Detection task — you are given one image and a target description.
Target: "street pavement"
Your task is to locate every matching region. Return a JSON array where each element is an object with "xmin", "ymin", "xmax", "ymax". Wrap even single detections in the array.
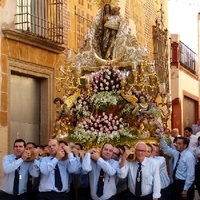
[{"xmin": 195, "ymin": 189, "xmax": 199, "ymax": 200}]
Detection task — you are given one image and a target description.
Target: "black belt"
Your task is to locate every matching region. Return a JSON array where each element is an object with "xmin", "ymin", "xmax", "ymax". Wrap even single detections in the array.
[
  {"xmin": 174, "ymin": 179, "xmax": 185, "ymax": 183},
  {"xmin": 39, "ymin": 191, "xmax": 70, "ymax": 194}
]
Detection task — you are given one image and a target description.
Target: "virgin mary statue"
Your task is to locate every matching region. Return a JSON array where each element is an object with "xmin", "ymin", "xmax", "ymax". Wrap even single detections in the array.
[{"xmin": 72, "ymin": 0, "xmax": 147, "ymax": 69}]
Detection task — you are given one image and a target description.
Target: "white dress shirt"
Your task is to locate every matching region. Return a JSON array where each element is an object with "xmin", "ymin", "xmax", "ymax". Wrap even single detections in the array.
[
  {"xmin": 39, "ymin": 153, "xmax": 81, "ymax": 192},
  {"xmin": 188, "ymin": 135, "xmax": 198, "ymax": 155},
  {"xmin": 151, "ymin": 156, "xmax": 170, "ymax": 189},
  {"xmin": 160, "ymin": 138, "xmax": 195, "ymax": 191},
  {"xmin": 0, "ymin": 154, "xmax": 40, "ymax": 195},
  {"xmin": 192, "ymin": 124, "xmax": 200, "ymax": 135},
  {"xmin": 82, "ymin": 152, "xmax": 125, "ymax": 200},
  {"xmin": 118, "ymin": 157, "xmax": 161, "ymax": 199}
]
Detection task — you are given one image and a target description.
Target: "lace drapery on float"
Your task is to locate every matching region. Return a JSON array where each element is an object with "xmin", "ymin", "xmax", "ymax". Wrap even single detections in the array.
[
  {"xmin": 72, "ymin": 0, "xmax": 147, "ymax": 70},
  {"xmin": 54, "ymin": 0, "xmax": 171, "ymax": 147}
]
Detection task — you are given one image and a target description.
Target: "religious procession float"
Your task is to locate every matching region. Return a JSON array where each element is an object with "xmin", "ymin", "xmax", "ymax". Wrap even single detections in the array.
[{"xmin": 54, "ymin": 0, "xmax": 171, "ymax": 148}]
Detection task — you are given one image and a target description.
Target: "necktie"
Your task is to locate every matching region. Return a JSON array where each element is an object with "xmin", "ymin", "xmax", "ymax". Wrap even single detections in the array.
[
  {"xmin": 55, "ymin": 164, "xmax": 63, "ymax": 191},
  {"xmin": 13, "ymin": 166, "xmax": 20, "ymax": 195},
  {"xmin": 172, "ymin": 153, "xmax": 181, "ymax": 180},
  {"xmin": 135, "ymin": 163, "xmax": 142, "ymax": 197},
  {"xmin": 96, "ymin": 168, "xmax": 104, "ymax": 197}
]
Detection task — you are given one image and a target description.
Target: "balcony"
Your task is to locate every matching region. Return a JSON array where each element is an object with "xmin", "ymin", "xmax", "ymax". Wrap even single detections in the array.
[
  {"xmin": 14, "ymin": 0, "xmax": 63, "ymax": 44},
  {"xmin": 179, "ymin": 41, "xmax": 197, "ymax": 74}
]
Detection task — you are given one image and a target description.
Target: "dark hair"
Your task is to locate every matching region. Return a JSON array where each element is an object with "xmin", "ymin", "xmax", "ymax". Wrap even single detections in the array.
[
  {"xmin": 59, "ymin": 140, "xmax": 68, "ymax": 146},
  {"xmin": 104, "ymin": 4, "xmax": 111, "ymax": 9},
  {"xmin": 37, "ymin": 145, "xmax": 44, "ymax": 149},
  {"xmin": 177, "ymin": 136, "xmax": 190, "ymax": 148},
  {"xmin": 124, "ymin": 144, "xmax": 130, "ymax": 150},
  {"xmin": 173, "ymin": 136, "xmax": 178, "ymax": 143},
  {"xmin": 75, "ymin": 143, "xmax": 83, "ymax": 150},
  {"xmin": 53, "ymin": 97, "xmax": 64, "ymax": 104},
  {"xmin": 146, "ymin": 143, "xmax": 153, "ymax": 152},
  {"xmin": 138, "ymin": 94, "xmax": 147, "ymax": 102},
  {"xmin": 184, "ymin": 127, "xmax": 192, "ymax": 133},
  {"xmin": 26, "ymin": 142, "xmax": 37, "ymax": 148},
  {"xmin": 116, "ymin": 144, "xmax": 125, "ymax": 153},
  {"xmin": 104, "ymin": 4, "xmax": 112, "ymax": 14},
  {"xmin": 152, "ymin": 143, "xmax": 159, "ymax": 148},
  {"xmin": 14, "ymin": 139, "xmax": 26, "ymax": 147}
]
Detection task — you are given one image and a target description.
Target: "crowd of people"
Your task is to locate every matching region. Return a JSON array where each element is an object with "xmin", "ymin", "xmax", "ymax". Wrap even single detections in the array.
[{"xmin": 0, "ymin": 126, "xmax": 200, "ymax": 200}]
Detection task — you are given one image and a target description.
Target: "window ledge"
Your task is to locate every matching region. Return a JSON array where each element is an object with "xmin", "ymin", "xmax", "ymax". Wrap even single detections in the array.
[{"xmin": 2, "ymin": 28, "xmax": 65, "ymax": 54}]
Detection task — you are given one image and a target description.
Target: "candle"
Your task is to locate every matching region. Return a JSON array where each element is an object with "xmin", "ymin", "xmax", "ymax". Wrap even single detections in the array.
[
  {"xmin": 67, "ymin": 50, "xmax": 72, "ymax": 60},
  {"xmin": 159, "ymin": 83, "xmax": 166, "ymax": 94}
]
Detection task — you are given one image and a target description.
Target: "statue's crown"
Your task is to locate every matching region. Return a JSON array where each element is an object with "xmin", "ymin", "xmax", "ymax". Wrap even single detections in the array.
[{"xmin": 104, "ymin": 0, "xmax": 112, "ymax": 3}]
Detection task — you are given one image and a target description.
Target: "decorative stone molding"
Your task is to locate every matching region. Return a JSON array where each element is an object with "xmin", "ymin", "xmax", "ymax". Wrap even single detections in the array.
[
  {"xmin": 2, "ymin": 29, "xmax": 65, "ymax": 54},
  {"xmin": 8, "ymin": 58, "xmax": 55, "ymax": 144}
]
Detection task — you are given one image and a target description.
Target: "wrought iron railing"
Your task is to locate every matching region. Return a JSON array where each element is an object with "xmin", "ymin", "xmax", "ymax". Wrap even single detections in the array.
[
  {"xmin": 153, "ymin": 21, "xmax": 169, "ymax": 92},
  {"xmin": 179, "ymin": 41, "xmax": 197, "ymax": 74},
  {"xmin": 15, "ymin": 0, "xmax": 63, "ymax": 44}
]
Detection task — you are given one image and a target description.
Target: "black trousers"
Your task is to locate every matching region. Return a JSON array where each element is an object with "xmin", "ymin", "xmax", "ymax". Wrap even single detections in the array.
[
  {"xmin": 117, "ymin": 189, "xmax": 130, "ymax": 200},
  {"xmin": 195, "ymin": 161, "xmax": 200, "ymax": 197},
  {"xmin": 171, "ymin": 180, "xmax": 194, "ymax": 200},
  {"xmin": 107, "ymin": 195, "xmax": 118, "ymax": 200},
  {"xmin": 126, "ymin": 192, "xmax": 152, "ymax": 200},
  {"xmin": 37, "ymin": 191, "xmax": 71, "ymax": 200},
  {"xmin": 0, "ymin": 191, "xmax": 27, "ymax": 200},
  {"xmin": 70, "ymin": 186, "xmax": 92, "ymax": 200},
  {"xmin": 159, "ymin": 185, "xmax": 171, "ymax": 200}
]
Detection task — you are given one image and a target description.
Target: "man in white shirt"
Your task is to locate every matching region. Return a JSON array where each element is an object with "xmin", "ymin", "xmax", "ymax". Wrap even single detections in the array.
[
  {"xmin": 159, "ymin": 135, "xmax": 195, "ymax": 200},
  {"xmin": 151, "ymin": 144, "xmax": 171, "ymax": 200},
  {"xmin": 82, "ymin": 143, "xmax": 125, "ymax": 200},
  {"xmin": 184, "ymin": 127, "xmax": 198, "ymax": 155},
  {"xmin": 0, "ymin": 139, "xmax": 40, "ymax": 200},
  {"xmin": 191, "ymin": 119, "xmax": 200, "ymax": 135},
  {"xmin": 119, "ymin": 142, "xmax": 161, "ymax": 200},
  {"xmin": 38, "ymin": 139, "xmax": 81, "ymax": 200}
]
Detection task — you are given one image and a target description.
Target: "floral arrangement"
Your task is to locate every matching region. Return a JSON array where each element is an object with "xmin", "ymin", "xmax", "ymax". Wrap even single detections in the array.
[
  {"xmin": 90, "ymin": 91, "xmax": 124, "ymax": 111},
  {"xmin": 70, "ymin": 112, "xmax": 136, "ymax": 145},
  {"xmin": 74, "ymin": 96, "xmax": 91, "ymax": 118},
  {"xmin": 89, "ymin": 66, "xmax": 122, "ymax": 93},
  {"xmin": 55, "ymin": 64, "xmax": 165, "ymax": 146}
]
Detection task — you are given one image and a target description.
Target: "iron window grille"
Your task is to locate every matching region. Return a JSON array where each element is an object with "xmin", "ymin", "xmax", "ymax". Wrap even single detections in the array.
[{"xmin": 15, "ymin": 0, "xmax": 63, "ymax": 44}]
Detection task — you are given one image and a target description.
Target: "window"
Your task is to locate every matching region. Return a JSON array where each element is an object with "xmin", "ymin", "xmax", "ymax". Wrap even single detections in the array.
[{"xmin": 15, "ymin": 0, "xmax": 63, "ymax": 44}]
